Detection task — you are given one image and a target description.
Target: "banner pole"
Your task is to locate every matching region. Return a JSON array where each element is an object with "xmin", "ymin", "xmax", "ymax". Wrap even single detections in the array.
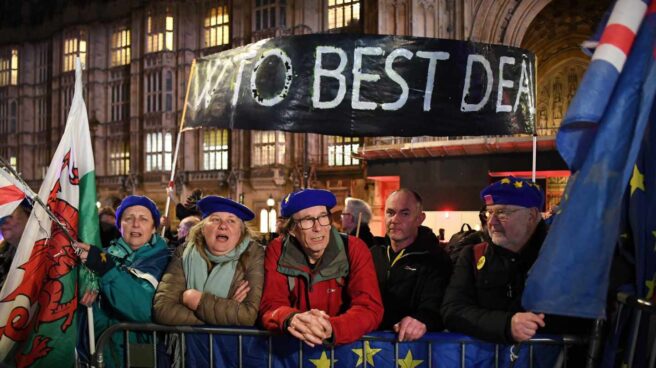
[
  {"xmin": 162, "ymin": 59, "xmax": 197, "ymax": 237},
  {"xmin": 532, "ymin": 56, "xmax": 538, "ymax": 183}
]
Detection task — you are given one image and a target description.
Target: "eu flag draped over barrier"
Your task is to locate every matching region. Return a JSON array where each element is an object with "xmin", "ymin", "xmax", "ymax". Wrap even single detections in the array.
[
  {"xmin": 522, "ymin": 0, "xmax": 656, "ymax": 319},
  {"xmin": 182, "ymin": 331, "xmax": 563, "ymax": 368}
]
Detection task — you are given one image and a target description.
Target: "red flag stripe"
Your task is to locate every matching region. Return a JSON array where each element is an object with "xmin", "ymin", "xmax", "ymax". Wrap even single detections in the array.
[
  {"xmin": 0, "ymin": 185, "xmax": 25, "ymax": 204},
  {"xmin": 599, "ymin": 24, "xmax": 637, "ymax": 57}
]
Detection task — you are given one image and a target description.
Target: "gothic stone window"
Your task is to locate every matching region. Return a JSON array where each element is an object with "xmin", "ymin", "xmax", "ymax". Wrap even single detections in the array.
[
  {"xmin": 145, "ymin": 132, "xmax": 173, "ymax": 172},
  {"xmin": 326, "ymin": 0, "xmax": 361, "ymax": 31},
  {"xmin": 203, "ymin": 128, "xmax": 230, "ymax": 170},
  {"xmin": 146, "ymin": 13, "xmax": 174, "ymax": 53},
  {"xmin": 63, "ymin": 30, "xmax": 87, "ymax": 72},
  {"xmin": 327, "ymin": 136, "xmax": 360, "ymax": 166},
  {"xmin": 251, "ymin": 131, "xmax": 286, "ymax": 166},
  {"xmin": 0, "ymin": 48, "xmax": 18, "ymax": 86},
  {"xmin": 109, "ymin": 140, "xmax": 130, "ymax": 175},
  {"xmin": 254, "ymin": 0, "xmax": 286, "ymax": 31},
  {"xmin": 111, "ymin": 27, "xmax": 131, "ymax": 67},
  {"xmin": 204, "ymin": 2, "xmax": 230, "ymax": 48}
]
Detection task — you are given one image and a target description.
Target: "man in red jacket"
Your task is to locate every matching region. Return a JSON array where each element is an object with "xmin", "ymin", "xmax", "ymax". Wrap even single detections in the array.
[{"xmin": 259, "ymin": 188, "xmax": 383, "ymax": 346}]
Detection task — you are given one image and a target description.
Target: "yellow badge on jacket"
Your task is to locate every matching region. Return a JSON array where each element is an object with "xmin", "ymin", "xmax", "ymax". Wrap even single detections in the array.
[{"xmin": 476, "ymin": 255, "xmax": 486, "ymax": 270}]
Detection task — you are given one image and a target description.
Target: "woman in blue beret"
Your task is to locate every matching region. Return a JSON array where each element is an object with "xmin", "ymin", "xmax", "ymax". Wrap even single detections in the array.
[
  {"xmin": 153, "ymin": 195, "xmax": 264, "ymax": 326},
  {"xmin": 75, "ymin": 195, "xmax": 171, "ymax": 367}
]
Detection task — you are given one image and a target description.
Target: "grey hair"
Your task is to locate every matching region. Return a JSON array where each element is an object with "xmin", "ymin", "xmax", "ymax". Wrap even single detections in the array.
[{"xmin": 345, "ymin": 198, "xmax": 372, "ymax": 223}]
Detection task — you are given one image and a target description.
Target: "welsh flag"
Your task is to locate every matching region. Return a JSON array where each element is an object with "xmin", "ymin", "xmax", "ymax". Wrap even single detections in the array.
[{"xmin": 0, "ymin": 58, "xmax": 101, "ymax": 367}]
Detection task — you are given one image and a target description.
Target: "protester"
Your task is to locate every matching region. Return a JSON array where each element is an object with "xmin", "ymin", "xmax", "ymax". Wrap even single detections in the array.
[
  {"xmin": 441, "ymin": 177, "xmax": 590, "ymax": 344},
  {"xmin": 0, "ymin": 199, "xmax": 32, "ymax": 287},
  {"xmin": 98, "ymin": 206, "xmax": 120, "ymax": 247},
  {"xmin": 75, "ymin": 195, "xmax": 171, "ymax": 367},
  {"xmin": 168, "ymin": 215, "xmax": 201, "ymax": 248},
  {"xmin": 340, "ymin": 197, "xmax": 376, "ymax": 247},
  {"xmin": 154, "ymin": 196, "xmax": 263, "ymax": 326},
  {"xmin": 259, "ymin": 189, "xmax": 383, "ymax": 346},
  {"xmin": 444, "ymin": 205, "xmax": 488, "ymax": 263},
  {"xmin": 370, "ymin": 189, "xmax": 452, "ymax": 341},
  {"xmin": 176, "ymin": 189, "xmax": 203, "ymax": 221}
]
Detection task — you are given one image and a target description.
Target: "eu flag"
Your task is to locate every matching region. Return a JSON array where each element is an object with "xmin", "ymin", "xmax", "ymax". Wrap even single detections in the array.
[{"xmin": 522, "ymin": 0, "xmax": 656, "ymax": 319}]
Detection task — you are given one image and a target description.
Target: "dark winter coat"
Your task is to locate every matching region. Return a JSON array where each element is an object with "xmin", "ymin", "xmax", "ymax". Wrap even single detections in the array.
[
  {"xmin": 349, "ymin": 223, "xmax": 376, "ymax": 248},
  {"xmin": 370, "ymin": 226, "xmax": 453, "ymax": 331},
  {"xmin": 441, "ymin": 220, "xmax": 590, "ymax": 344}
]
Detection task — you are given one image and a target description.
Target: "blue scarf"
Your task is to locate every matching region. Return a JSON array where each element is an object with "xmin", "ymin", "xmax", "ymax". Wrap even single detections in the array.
[{"xmin": 182, "ymin": 236, "xmax": 250, "ymax": 298}]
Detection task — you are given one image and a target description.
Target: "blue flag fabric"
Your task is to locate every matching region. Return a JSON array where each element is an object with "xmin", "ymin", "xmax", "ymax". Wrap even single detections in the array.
[
  {"xmin": 522, "ymin": 1, "xmax": 656, "ymax": 319},
  {"xmin": 181, "ymin": 331, "xmax": 565, "ymax": 367},
  {"xmin": 557, "ymin": 0, "xmax": 651, "ymax": 172}
]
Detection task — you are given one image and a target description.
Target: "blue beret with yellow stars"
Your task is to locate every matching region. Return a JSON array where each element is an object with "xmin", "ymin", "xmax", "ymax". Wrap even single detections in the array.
[
  {"xmin": 280, "ymin": 189, "xmax": 337, "ymax": 218},
  {"xmin": 480, "ymin": 176, "xmax": 544, "ymax": 209}
]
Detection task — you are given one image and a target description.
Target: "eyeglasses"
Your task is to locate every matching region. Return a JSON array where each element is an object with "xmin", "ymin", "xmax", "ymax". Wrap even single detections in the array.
[
  {"xmin": 486, "ymin": 208, "xmax": 524, "ymax": 222},
  {"xmin": 295, "ymin": 214, "xmax": 331, "ymax": 230}
]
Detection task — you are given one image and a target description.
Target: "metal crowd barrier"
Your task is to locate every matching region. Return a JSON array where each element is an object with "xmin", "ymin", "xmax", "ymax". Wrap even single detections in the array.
[
  {"xmin": 84, "ymin": 323, "xmax": 589, "ymax": 368},
  {"xmin": 616, "ymin": 292, "xmax": 656, "ymax": 367}
]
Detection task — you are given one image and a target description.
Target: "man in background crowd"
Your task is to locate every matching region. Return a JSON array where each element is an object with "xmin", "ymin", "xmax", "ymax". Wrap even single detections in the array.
[{"xmin": 340, "ymin": 197, "xmax": 376, "ymax": 247}]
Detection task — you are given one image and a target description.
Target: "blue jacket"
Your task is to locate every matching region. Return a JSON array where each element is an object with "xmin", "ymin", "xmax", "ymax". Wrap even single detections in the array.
[{"xmin": 93, "ymin": 234, "xmax": 170, "ymax": 367}]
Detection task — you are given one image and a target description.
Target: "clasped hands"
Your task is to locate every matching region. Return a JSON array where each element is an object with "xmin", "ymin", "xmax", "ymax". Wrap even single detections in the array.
[{"xmin": 287, "ymin": 309, "xmax": 333, "ymax": 347}]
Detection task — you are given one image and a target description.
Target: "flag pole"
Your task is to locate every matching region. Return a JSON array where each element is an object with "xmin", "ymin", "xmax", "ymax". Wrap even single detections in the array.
[
  {"xmin": 161, "ymin": 59, "xmax": 197, "ymax": 237},
  {"xmin": 355, "ymin": 212, "xmax": 362, "ymax": 238},
  {"xmin": 531, "ymin": 56, "xmax": 538, "ymax": 183}
]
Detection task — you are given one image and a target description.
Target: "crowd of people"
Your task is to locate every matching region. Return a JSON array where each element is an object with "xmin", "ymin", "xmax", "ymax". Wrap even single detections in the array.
[{"xmin": 0, "ymin": 176, "xmax": 594, "ymax": 366}]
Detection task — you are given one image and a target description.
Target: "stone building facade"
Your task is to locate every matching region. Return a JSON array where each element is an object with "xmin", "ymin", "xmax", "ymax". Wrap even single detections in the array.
[{"xmin": 0, "ymin": 0, "xmax": 608, "ymax": 234}]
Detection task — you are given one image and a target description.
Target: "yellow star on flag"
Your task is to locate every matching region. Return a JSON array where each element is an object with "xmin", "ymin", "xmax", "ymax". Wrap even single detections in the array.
[
  {"xmin": 100, "ymin": 252, "xmax": 107, "ymax": 263},
  {"xmin": 630, "ymin": 165, "xmax": 645, "ymax": 196},
  {"xmin": 309, "ymin": 351, "xmax": 335, "ymax": 368},
  {"xmin": 397, "ymin": 350, "xmax": 423, "ymax": 368},
  {"xmin": 500, "ymin": 178, "xmax": 511, "ymax": 184},
  {"xmin": 646, "ymin": 278, "xmax": 654, "ymax": 301},
  {"xmin": 352, "ymin": 341, "xmax": 382, "ymax": 367},
  {"xmin": 514, "ymin": 181, "xmax": 524, "ymax": 188}
]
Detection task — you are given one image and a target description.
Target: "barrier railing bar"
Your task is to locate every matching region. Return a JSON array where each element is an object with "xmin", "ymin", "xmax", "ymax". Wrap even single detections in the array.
[
  {"xmin": 152, "ymin": 331, "xmax": 157, "ymax": 367},
  {"xmin": 627, "ymin": 309, "xmax": 642, "ymax": 366},
  {"xmin": 181, "ymin": 332, "xmax": 186, "ymax": 368},
  {"xmin": 268, "ymin": 335, "xmax": 273, "ymax": 368},
  {"xmin": 209, "ymin": 332, "xmax": 214, "ymax": 367},
  {"xmin": 649, "ymin": 330, "xmax": 656, "ymax": 368},
  {"xmin": 494, "ymin": 344, "xmax": 499, "ymax": 368},
  {"xmin": 529, "ymin": 343, "xmax": 534, "ymax": 368},
  {"xmin": 93, "ymin": 323, "xmax": 588, "ymax": 367},
  {"xmin": 394, "ymin": 340, "xmax": 399, "ymax": 368},
  {"xmin": 460, "ymin": 342, "xmax": 465, "ymax": 368},
  {"xmin": 239, "ymin": 334, "xmax": 244, "ymax": 367},
  {"xmin": 124, "ymin": 330, "xmax": 130, "ymax": 368},
  {"xmin": 298, "ymin": 339, "xmax": 303, "ymax": 368},
  {"xmin": 330, "ymin": 345, "xmax": 335, "ymax": 368},
  {"xmin": 428, "ymin": 341, "xmax": 432, "ymax": 368}
]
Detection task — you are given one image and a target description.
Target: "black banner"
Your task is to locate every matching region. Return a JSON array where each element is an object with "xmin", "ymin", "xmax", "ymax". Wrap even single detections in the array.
[{"xmin": 184, "ymin": 34, "xmax": 536, "ymax": 137}]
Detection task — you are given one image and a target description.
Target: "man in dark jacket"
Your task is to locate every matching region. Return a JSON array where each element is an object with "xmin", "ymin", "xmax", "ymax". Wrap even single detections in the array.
[
  {"xmin": 341, "ymin": 197, "xmax": 376, "ymax": 247},
  {"xmin": 370, "ymin": 189, "xmax": 452, "ymax": 341},
  {"xmin": 441, "ymin": 177, "xmax": 589, "ymax": 344}
]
